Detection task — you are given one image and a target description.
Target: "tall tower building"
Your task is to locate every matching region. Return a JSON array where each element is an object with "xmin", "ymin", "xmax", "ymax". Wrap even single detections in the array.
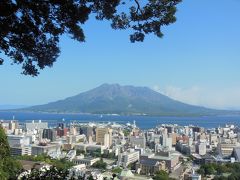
[
  {"xmin": 9, "ymin": 120, "xmax": 18, "ymax": 132},
  {"xmin": 42, "ymin": 129, "xmax": 57, "ymax": 141},
  {"xmin": 96, "ymin": 127, "xmax": 112, "ymax": 147}
]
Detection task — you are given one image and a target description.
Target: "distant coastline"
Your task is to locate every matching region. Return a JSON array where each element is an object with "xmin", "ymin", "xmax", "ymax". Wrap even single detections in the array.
[
  {"xmin": 1, "ymin": 111, "xmax": 240, "ymax": 130},
  {"xmin": 0, "ymin": 109, "xmax": 227, "ymax": 117}
]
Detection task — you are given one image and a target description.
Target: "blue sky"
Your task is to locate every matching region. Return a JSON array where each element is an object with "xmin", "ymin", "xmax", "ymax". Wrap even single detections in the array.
[{"xmin": 0, "ymin": 0, "xmax": 240, "ymax": 109}]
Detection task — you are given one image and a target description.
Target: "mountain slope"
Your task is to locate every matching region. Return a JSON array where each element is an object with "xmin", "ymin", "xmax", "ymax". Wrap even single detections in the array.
[{"xmin": 23, "ymin": 84, "xmax": 228, "ymax": 116}]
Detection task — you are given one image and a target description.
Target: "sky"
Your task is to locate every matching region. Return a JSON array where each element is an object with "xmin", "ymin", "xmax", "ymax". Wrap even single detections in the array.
[{"xmin": 0, "ymin": 0, "xmax": 240, "ymax": 110}]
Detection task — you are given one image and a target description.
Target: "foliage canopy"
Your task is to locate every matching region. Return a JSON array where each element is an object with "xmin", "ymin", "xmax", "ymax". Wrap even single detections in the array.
[
  {"xmin": 153, "ymin": 170, "xmax": 171, "ymax": 180},
  {"xmin": 91, "ymin": 159, "xmax": 107, "ymax": 169},
  {"xmin": 197, "ymin": 163, "xmax": 240, "ymax": 180},
  {"xmin": 0, "ymin": 126, "xmax": 22, "ymax": 179},
  {"xmin": 0, "ymin": 0, "xmax": 181, "ymax": 76},
  {"xmin": 16, "ymin": 154, "xmax": 74, "ymax": 171}
]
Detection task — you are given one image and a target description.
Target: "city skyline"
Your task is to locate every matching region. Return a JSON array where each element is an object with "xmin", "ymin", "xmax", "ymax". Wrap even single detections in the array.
[{"xmin": 1, "ymin": 0, "xmax": 240, "ymax": 109}]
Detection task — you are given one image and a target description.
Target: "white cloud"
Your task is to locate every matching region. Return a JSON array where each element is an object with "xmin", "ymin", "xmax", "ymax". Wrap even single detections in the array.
[{"xmin": 153, "ymin": 85, "xmax": 240, "ymax": 110}]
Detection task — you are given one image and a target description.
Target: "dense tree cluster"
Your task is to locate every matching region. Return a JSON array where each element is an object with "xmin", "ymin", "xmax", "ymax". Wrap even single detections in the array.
[
  {"xmin": 153, "ymin": 170, "xmax": 173, "ymax": 180},
  {"xmin": 101, "ymin": 152, "xmax": 116, "ymax": 159},
  {"xmin": 91, "ymin": 158, "xmax": 107, "ymax": 169},
  {"xmin": 20, "ymin": 166, "xmax": 70, "ymax": 180},
  {"xmin": 0, "ymin": 0, "xmax": 182, "ymax": 76},
  {"xmin": 197, "ymin": 163, "xmax": 240, "ymax": 180},
  {"xmin": 76, "ymin": 149, "xmax": 86, "ymax": 155},
  {"xmin": 0, "ymin": 126, "xmax": 22, "ymax": 179},
  {"xmin": 123, "ymin": 129, "xmax": 131, "ymax": 136},
  {"xmin": 112, "ymin": 167, "xmax": 122, "ymax": 174},
  {"xmin": 88, "ymin": 148, "xmax": 101, "ymax": 157},
  {"xmin": 16, "ymin": 154, "xmax": 74, "ymax": 171}
]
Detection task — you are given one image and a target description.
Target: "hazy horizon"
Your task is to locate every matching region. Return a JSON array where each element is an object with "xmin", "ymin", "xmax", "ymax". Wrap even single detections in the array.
[{"xmin": 0, "ymin": 83, "xmax": 240, "ymax": 111}]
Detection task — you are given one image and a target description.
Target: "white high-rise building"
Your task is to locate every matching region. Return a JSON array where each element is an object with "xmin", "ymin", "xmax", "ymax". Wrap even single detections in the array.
[
  {"xmin": 104, "ymin": 133, "xmax": 110, "ymax": 148},
  {"xmin": 7, "ymin": 135, "xmax": 30, "ymax": 147},
  {"xmin": 25, "ymin": 120, "xmax": 48, "ymax": 131},
  {"xmin": 8, "ymin": 135, "xmax": 32, "ymax": 156},
  {"xmin": 197, "ymin": 140, "xmax": 206, "ymax": 155},
  {"xmin": 161, "ymin": 134, "xmax": 172, "ymax": 150},
  {"xmin": 118, "ymin": 149, "xmax": 139, "ymax": 168},
  {"xmin": 189, "ymin": 138, "xmax": 193, "ymax": 146},
  {"xmin": 165, "ymin": 137, "xmax": 173, "ymax": 150}
]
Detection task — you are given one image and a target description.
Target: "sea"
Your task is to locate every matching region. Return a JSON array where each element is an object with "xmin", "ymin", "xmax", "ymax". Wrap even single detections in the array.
[{"xmin": 1, "ymin": 111, "xmax": 240, "ymax": 130}]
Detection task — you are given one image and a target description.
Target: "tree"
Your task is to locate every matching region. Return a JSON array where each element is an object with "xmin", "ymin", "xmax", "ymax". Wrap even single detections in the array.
[
  {"xmin": 2, "ymin": 157, "xmax": 22, "ymax": 179},
  {"xmin": 202, "ymin": 164, "xmax": 216, "ymax": 176},
  {"xmin": 87, "ymin": 174, "xmax": 94, "ymax": 180},
  {"xmin": 112, "ymin": 167, "xmax": 122, "ymax": 174},
  {"xmin": 101, "ymin": 151, "xmax": 116, "ymax": 159},
  {"xmin": 127, "ymin": 162, "xmax": 137, "ymax": 170},
  {"xmin": 112, "ymin": 173, "xmax": 117, "ymax": 179},
  {"xmin": 0, "ymin": 126, "xmax": 22, "ymax": 179},
  {"xmin": 89, "ymin": 148, "xmax": 101, "ymax": 157},
  {"xmin": 91, "ymin": 159, "xmax": 107, "ymax": 169},
  {"xmin": 0, "ymin": 0, "xmax": 182, "ymax": 76},
  {"xmin": 123, "ymin": 129, "xmax": 131, "ymax": 137},
  {"xmin": 20, "ymin": 166, "xmax": 70, "ymax": 180},
  {"xmin": 16, "ymin": 154, "xmax": 74, "ymax": 171},
  {"xmin": 76, "ymin": 149, "xmax": 86, "ymax": 155},
  {"xmin": 216, "ymin": 165, "xmax": 228, "ymax": 175},
  {"xmin": 0, "ymin": 126, "xmax": 10, "ymax": 158},
  {"xmin": 197, "ymin": 168, "xmax": 205, "ymax": 176},
  {"xmin": 153, "ymin": 170, "xmax": 170, "ymax": 180}
]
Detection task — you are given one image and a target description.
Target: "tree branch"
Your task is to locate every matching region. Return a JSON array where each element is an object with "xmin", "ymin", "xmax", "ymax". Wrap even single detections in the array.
[{"xmin": 134, "ymin": 0, "xmax": 144, "ymax": 15}]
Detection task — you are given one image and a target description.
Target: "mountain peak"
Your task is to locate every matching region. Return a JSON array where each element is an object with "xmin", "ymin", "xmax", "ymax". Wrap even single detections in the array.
[
  {"xmin": 97, "ymin": 83, "xmax": 122, "ymax": 91},
  {"xmin": 99, "ymin": 83, "xmax": 121, "ymax": 87},
  {"xmin": 24, "ymin": 84, "xmax": 223, "ymax": 116}
]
